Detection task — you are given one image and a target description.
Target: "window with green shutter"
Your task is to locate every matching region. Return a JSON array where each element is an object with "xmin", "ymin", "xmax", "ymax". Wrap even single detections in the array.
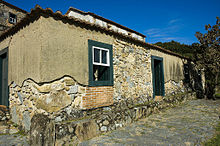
[{"xmin": 88, "ymin": 40, "xmax": 113, "ymax": 86}]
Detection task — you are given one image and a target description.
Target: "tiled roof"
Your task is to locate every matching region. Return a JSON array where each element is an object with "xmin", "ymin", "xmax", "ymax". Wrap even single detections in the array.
[
  {"xmin": 0, "ymin": 5, "xmax": 188, "ymax": 60},
  {"xmin": 66, "ymin": 7, "xmax": 146, "ymax": 38}
]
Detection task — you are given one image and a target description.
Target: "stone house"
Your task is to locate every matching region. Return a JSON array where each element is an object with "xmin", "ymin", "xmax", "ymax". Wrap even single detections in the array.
[
  {"xmin": 0, "ymin": 0, "xmax": 27, "ymax": 36},
  {"xmin": 0, "ymin": 5, "xmax": 192, "ymax": 131}
]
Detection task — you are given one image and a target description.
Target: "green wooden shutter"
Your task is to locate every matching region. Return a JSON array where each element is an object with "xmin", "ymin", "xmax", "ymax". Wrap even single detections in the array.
[{"xmin": 88, "ymin": 40, "xmax": 113, "ymax": 86}]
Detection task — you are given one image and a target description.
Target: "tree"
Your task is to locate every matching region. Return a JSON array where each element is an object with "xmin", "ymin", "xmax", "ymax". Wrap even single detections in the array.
[
  {"xmin": 154, "ymin": 40, "xmax": 194, "ymax": 58},
  {"xmin": 194, "ymin": 17, "xmax": 220, "ymax": 99}
]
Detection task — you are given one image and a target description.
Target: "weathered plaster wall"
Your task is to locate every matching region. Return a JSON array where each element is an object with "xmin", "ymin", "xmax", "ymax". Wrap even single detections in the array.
[
  {"xmin": 1, "ymin": 16, "xmax": 115, "ymax": 86},
  {"xmin": 151, "ymin": 49, "xmax": 186, "ymax": 95},
  {"xmin": 0, "ymin": 18, "xmax": 42, "ymax": 85},
  {"xmin": 151, "ymin": 49, "xmax": 185, "ymax": 82},
  {"xmin": 113, "ymin": 38, "xmax": 153, "ymax": 100},
  {"xmin": 39, "ymin": 16, "xmax": 114, "ymax": 85},
  {"xmin": 0, "ymin": 37, "xmax": 10, "ymax": 49}
]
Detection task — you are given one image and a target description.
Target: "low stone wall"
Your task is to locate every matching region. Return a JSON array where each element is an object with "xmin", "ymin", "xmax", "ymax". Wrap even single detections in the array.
[
  {"xmin": 9, "ymin": 76, "xmax": 114, "ymax": 131},
  {"xmin": 164, "ymin": 80, "xmax": 185, "ymax": 95},
  {"xmin": 9, "ymin": 74, "xmax": 187, "ymax": 132},
  {"xmin": 29, "ymin": 91, "xmax": 195, "ymax": 145}
]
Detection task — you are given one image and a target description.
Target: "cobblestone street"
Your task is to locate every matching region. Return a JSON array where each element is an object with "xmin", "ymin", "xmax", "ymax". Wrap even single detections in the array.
[
  {"xmin": 0, "ymin": 134, "xmax": 28, "ymax": 146},
  {"xmin": 0, "ymin": 99, "xmax": 220, "ymax": 146},
  {"xmin": 80, "ymin": 99, "xmax": 220, "ymax": 146}
]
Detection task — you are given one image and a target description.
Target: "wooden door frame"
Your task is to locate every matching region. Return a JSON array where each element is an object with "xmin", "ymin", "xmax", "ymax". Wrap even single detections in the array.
[
  {"xmin": 0, "ymin": 47, "xmax": 9, "ymax": 106},
  {"xmin": 151, "ymin": 55, "xmax": 165, "ymax": 98}
]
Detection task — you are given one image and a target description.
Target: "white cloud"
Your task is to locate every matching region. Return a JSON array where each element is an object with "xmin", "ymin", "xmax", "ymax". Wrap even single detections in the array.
[
  {"xmin": 168, "ymin": 19, "xmax": 180, "ymax": 25},
  {"xmin": 144, "ymin": 18, "xmax": 187, "ymax": 43}
]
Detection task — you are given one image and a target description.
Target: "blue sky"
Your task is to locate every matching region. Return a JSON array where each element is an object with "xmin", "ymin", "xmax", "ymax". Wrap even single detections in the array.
[{"xmin": 4, "ymin": 0, "xmax": 220, "ymax": 45}]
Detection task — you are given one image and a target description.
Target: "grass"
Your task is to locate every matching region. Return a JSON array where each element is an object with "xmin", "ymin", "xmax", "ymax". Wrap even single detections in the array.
[
  {"xmin": 215, "ymin": 93, "xmax": 220, "ymax": 99},
  {"xmin": 0, "ymin": 130, "xmax": 27, "ymax": 137},
  {"xmin": 0, "ymin": 133, "xmax": 8, "ymax": 136},
  {"xmin": 203, "ymin": 122, "xmax": 220, "ymax": 146},
  {"xmin": 166, "ymin": 125, "xmax": 175, "ymax": 129},
  {"xmin": 14, "ymin": 130, "xmax": 27, "ymax": 136},
  {"xmin": 215, "ymin": 86, "xmax": 220, "ymax": 99}
]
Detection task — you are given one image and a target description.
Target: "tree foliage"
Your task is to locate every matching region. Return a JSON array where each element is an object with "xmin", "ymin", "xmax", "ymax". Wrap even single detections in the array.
[
  {"xmin": 154, "ymin": 40, "xmax": 194, "ymax": 58},
  {"xmin": 154, "ymin": 17, "xmax": 219, "ymax": 99},
  {"xmin": 194, "ymin": 17, "xmax": 220, "ymax": 99}
]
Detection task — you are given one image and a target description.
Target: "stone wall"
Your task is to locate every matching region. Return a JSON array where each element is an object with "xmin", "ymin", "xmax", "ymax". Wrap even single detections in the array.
[
  {"xmin": 0, "ymin": 105, "xmax": 10, "ymax": 122},
  {"xmin": 165, "ymin": 80, "xmax": 185, "ymax": 95},
  {"xmin": 9, "ymin": 77, "xmax": 80, "ymax": 131},
  {"xmin": 29, "ymin": 91, "xmax": 196, "ymax": 145},
  {"xmin": 0, "ymin": 2, "xmax": 26, "ymax": 35},
  {"xmin": 113, "ymin": 38, "xmax": 153, "ymax": 100},
  {"xmin": 113, "ymin": 38, "xmax": 186, "ymax": 99},
  {"xmin": 9, "ymin": 76, "xmax": 115, "ymax": 131}
]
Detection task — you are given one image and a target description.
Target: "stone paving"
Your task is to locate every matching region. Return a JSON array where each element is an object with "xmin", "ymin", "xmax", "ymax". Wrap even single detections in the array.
[
  {"xmin": 0, "ymin": 99, "xmax": 219, "ymax": 146},
  {"xmin": 0, "ymin": 134, "xmax": 29, "ymax": 146},
  {"xmin": 80, "ymin": 99, "xmax": 220, "ymax": 146},
  {"xmin": 0, "ymin": 122, "xmax": 29, "ymax": 146}
]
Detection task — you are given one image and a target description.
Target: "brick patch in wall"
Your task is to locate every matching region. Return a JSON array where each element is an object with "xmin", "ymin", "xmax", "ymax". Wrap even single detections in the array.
[{"xmin": 82, "ymin": 86, "xmax": 114, "ymax": 109}]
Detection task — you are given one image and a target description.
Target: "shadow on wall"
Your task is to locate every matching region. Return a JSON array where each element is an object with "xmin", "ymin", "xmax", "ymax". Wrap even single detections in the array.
[
  {"xmin": 171, "ymin": 62, "xmax": 182, "ymax": 81},
  {"xmin": 183, "ymin": 61, "xmax": 204, "ymax": 98}
]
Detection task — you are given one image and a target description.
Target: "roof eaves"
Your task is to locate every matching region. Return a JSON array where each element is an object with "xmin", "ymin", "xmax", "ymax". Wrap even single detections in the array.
[
  {"xmin": 65, "ymin": 7, "xmax": 87, "ymax": 15},
  {"xmin": 66, "ymin": 7, "xmax": 146, "ymax": 38}
]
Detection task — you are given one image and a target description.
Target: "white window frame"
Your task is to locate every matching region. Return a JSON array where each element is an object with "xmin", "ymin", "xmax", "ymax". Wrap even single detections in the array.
[
  {"xmin": 92, "ymin": 46, "xmax": 110, "ymax": 66},
  {"xmin": 9, "ymin": 13, "xmax": 17, "ymax": 24}
]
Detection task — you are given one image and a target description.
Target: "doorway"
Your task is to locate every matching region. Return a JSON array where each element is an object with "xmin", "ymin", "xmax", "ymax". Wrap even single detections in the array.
[
  {"xmin": 151, "ymin": 56, "xmax": 164, "ymax": 98},
  {"xmin": 0, "ymin": 48, "xmax": 8, "ymax": 106}
]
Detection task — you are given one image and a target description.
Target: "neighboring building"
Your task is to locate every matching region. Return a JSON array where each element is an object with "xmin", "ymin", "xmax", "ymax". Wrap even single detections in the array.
[
  {"xmin": 0, "ymin": 5, "xmax": 195, "ymax": 131},
  {"xmin": 66, "ymin": 7, "xmax": 146, "ymax": 42},
  {"xmin": 0, "ymin": 0, "xmax": 27, "ymax": 35}
]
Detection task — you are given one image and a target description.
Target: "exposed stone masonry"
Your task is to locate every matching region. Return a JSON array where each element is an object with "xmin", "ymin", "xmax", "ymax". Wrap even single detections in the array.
[
  {"xmin": 113, "ymin": 38, "xmax": 186, "ymax": 99},
  {"xmin": 113, "ymin": 39, "xmax": 153, "ymax": 100},
  {"xmin": 0, "ymin": 105, "xmax": 10, "ymax": 122},
  {"xmin": 165, "ymin": 80, "xmax": 185, "ymax": 95},
  {"xmin": 9, "ymin": 76, "xmax": 114, "ymax": 131},
  {"xmin": 9, "ymin": 77, "xmax": 83, "ymax": 131},
  {"xmin": 30, "ymin": 91, "xmax": 195, "ymax": 145}
]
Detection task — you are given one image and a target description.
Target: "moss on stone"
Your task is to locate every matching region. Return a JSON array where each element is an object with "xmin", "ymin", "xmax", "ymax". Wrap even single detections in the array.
[
  {"xmin": 61, "ymin": 116, "xmax": 92, "ymax": 124},
  {"xmin": 203, "ymin": 122, "xmax": 220, "ymax": 146},
  {"xmin": 14, "ymin": 130, "xmax": 27, "ymax": 136}
]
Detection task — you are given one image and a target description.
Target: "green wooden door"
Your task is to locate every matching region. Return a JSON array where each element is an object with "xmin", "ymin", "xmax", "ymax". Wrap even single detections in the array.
[
  {"xmin": 152, "ymin": 56, "xmax": 165, "ymax": 97},
  {"xmin": 0, "ymin": 56, "xmax": 2, "ymax": 105},
  {"xmin": 154, "ymin": 60, "xmax": 161, "ymax": 95},
  {"xmin": 0, "ymin": 53, "xmax": 8, "ymax": 106}
]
